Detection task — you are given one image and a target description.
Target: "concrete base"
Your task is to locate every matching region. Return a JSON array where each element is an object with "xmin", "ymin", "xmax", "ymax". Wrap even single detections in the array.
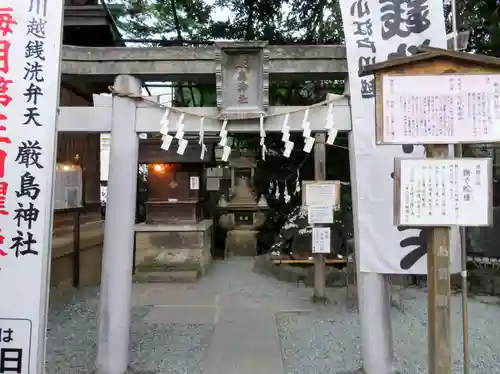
[{"xmin": 134, "ymin": 221, "xmax": 213, "ymax": 282}]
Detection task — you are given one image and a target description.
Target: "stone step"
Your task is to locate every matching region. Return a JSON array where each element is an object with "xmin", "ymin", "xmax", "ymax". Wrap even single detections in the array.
[{"xmin": 133, "ymin": 270, "xmax": 200, "ymax": 283}]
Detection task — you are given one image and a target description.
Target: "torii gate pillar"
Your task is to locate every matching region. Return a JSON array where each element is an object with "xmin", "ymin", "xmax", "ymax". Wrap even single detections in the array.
[{"xmin": 96, "ymin": 75, "xmax": 140, "ymax": 374}]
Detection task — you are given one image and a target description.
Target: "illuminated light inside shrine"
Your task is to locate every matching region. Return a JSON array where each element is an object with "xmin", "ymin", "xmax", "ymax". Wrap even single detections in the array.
[
  {"xmin": 149, "ymin": 163, "xmax": 177, "ymax": 173},
  {"xmin": 56, "ymin": 163, "xmax": 80, "ymax": 172}
]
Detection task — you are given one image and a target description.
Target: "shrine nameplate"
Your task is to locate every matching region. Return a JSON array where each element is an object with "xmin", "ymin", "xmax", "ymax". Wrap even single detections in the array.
[
  {"xmin": 215, "ymin": 41, "xmax": 269, "ymax": 119},
  {"xmin": 394, "ymin": 158, "xmax": 492, "ymax": 227},
  {"xmin": 234, "ymin": 212, "xmax": 254, "ymax": 226},
  {"xmin": 379, "ymin": 74, "xmax": 500, "ymax": 144}
]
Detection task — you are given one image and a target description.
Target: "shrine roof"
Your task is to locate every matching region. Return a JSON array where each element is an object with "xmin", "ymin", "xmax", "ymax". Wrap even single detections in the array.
[{"xmin": 358, "ymin": 46, "xmax": 500, "ymax": 77}]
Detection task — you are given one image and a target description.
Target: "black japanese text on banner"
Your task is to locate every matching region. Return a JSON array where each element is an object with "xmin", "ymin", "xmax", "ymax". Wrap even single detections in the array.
[{"xmin": 339, "ymin": 0, "xmax": 461, "ymax": 274}]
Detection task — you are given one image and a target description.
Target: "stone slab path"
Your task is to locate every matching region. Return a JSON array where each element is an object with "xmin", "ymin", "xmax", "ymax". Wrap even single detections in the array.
[
  {"xmin": 47, "ymin": 257, "xmax": 347, "ymax": 373},
  {"xmin": 46, "ymin": 258, "xmax": 500, "ymax": 373},
  {"xmin": 130, "ymin": 258, "xmax": 322, "ymax": 374}
]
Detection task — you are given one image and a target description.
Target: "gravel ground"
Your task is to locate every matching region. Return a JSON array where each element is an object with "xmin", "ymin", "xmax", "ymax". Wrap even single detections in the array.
[
  {"xmin": 45, "ymin": 261, "xmax": 500, "ymax": 373},
  {"xmin": 45, "ymin": 286, "xmax": 213, "ymax": 374},
  {"xmin": 277, "ymin": 287, "xmax": 500, "ymax": 374}
]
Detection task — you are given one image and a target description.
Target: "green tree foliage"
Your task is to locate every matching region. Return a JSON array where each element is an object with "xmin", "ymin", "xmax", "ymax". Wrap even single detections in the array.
[
  {"xmin": 210, "ymin": 0, "xmax": 344, "ymax": 44},
  {"xmin": 107, "ymin": 0, "xmax": 213, "ymax": 41},
  {"xmin": 444, "ymin": 0, "xmax": 500, "ymax": 56}
]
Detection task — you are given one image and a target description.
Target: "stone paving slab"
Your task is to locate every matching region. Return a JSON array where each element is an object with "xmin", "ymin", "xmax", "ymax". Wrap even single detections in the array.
[
  {"xmin": 204, "ymin": 308, "xmax": 284, "ymax": 374},
  {"xmin": 144, "ymin": 305, "xmax": 217, "ymax": 324},
  {"xmin": 215, "ymin": 294, "xmax": 312, "ymax": 311},
  {"xmin": 131, "ymin": 285, "xmax": 216, "ymax": 307}
]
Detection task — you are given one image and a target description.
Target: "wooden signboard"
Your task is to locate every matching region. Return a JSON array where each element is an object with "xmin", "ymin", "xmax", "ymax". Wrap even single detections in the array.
[
  {"xmin": 358, "ymin": 46, "xmax": 500, "ymax": 146},
  {"xmin": 394, "ymin": 158, "xmax": 492, "ymax": 227},
  {"xmin": 361, "ymin": 46, "xmax": 500, "ymax": 374},
  {"xmin": 380, "ymin": 73, "xmax": 500, "ymax": 145}
]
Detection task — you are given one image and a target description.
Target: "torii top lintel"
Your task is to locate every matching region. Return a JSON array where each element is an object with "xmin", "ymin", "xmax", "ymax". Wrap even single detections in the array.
[
  {"xmin": 60, "ymin": 42, "xmax": 348, "ymax": 83},
  {"xmin": 62, "ymin": 41, "xmax": 348, "ymax": 120}
]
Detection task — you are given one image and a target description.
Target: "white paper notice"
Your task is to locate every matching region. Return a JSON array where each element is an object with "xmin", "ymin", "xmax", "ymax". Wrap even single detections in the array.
[
  {"xmin": 312, "ymin": 227, "xmax": 331, "ymax": 254},
  {"xmin": 190, "ymin": 176, "xmax": 200, "ymax": 190},
  {"xmin": 382, "ymin": 74, "xmax": 500, "ymax": 144},
  {"xmin": 396, "ymin": 158, "xmax": 492, "ymax": 226},
  {"xmin": 305, "ymin": 182, "xmax": 339, "ymax": 207},
  {"xmin": 307, "ymin": 206, "xmax": 334, "ymax": 224}
]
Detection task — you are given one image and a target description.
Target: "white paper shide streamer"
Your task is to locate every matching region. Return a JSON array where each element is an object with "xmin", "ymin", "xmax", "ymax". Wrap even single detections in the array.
[
  {"xmin": 302, "ymin": 108, "xmax": 315, "ymax": 153},
  {"xmin": 281, "ymin": 113, "xmax": 294, "ymax": 158},
  {"xmin": 219, "ymin": 119, "xmax": 231, "ymax": 162},
  {"xmin": 260, "ymin": 114, "xmax": 266, "ymax": 160},
  {"xmin": 198, "ymin": 117, "xmax": 207, "ymax": 160},
  {"xmin": 295, "ymin": 169, "xmax": 300, "ymax": 194},
  {"xmin": 175, "ymin": 113, "xmax": 188, "ymax": 155},
  {"xmin": 160, "ymin": 108, "xmax": 174, "ymax": 151},
  {"xmin": 325, "ymin": 102, "xmax": 338, "ymax": 145},
  {"xmin": 283, "ymin": 184, "xmax": 290, "ymax": 203}
]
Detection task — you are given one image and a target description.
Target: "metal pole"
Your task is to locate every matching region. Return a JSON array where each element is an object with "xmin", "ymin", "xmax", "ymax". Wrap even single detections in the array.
[
  {"xmin": 451, "ymin": 0, "xmax": 459, "ymax": 52},
  {"xmin": 455, "ymin": 141, "xmax": 470, "ymax": 374},
  {"xmin": 96, "ymin": 75, "xmax": 141, "ymax": 374},
  {"xmin": 347, "ymin": 131, "xmax": 395, "ymax": 373},
  {"xmin": 450, "ymin": 0, "xmax": 470, "ymax": 370}
]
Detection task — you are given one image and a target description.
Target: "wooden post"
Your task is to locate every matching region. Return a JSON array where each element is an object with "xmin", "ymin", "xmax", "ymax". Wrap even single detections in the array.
[
  {"xmin": 72, "ymin": 208, "xmax": 81, "ymax": 288},
  {"xmin": 426, "ymin": 144, "xmax": 452, "ymax": 374},
  {"xmin": 313, "ymin": 133, "xmax": 327, "ymax": 301}
]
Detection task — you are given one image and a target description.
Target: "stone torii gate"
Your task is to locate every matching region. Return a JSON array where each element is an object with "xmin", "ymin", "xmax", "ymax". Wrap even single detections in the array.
[{"xmin": 58, "ymin": 42, "xmax": 358, "ymax": 374}]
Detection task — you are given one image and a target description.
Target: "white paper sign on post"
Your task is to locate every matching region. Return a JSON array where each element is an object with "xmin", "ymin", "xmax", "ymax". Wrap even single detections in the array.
[
  {"xmin": 0, "ymin": 1, "xmax": 65, "ymax": 373},
  {"xmin": 395, "ymin": 158, "xmax": 492, "ymax": 227},
  {"xmin": 303, "ymin": 181, "xmax": 340, "ymax": 208},
  {"xmin": 312, "ymin": 227, "xmax": 331, "ymax": 254},
  {"xmin": 307, "ymin": 206, "xmax": 334, "ymax": 224},
  {"xmin": 190, "ymin": 176, "xmax": 200, "ymax": 190},
  {"xmin": 381, "ymin": 74, "xmax": 500, "ymax": 144}
]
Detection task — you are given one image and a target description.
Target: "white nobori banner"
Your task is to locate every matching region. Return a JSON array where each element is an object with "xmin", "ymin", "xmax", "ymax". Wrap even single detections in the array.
[
  {"xmin": 0, "ymin": 0, "xmax": 64, "ymax": 372},
  {"xmin": 339, "ymin": 0, "xmax": 461, "ymax": 274}
]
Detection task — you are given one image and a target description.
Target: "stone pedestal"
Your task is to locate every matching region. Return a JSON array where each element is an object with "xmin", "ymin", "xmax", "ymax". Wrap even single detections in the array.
[
  {"xmin": 134, "ymin": 220, "xmax": 213, "ymax": 282},
  {"xmin": 224, "ymin": 229, "xmax": 259, "ymax": 257}
]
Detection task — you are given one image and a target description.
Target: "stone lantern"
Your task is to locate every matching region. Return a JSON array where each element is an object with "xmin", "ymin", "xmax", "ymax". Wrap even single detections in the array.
[{"xmin": 218, "ymin": 151, "xmax": 268, "ymax": 257}]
